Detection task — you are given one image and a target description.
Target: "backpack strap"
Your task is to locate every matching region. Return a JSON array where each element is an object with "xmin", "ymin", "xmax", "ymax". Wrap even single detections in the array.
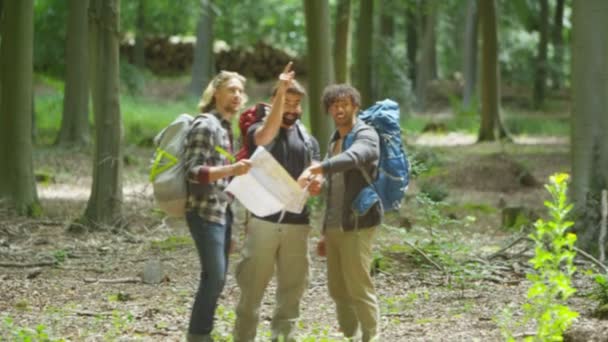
[
  {"xmin": 263, "ymin": 119, "xmax": 313, "ymax": 165},
  {"xmin": 295, "ymin": 121, "xmax": 314, "ymax": 166}
]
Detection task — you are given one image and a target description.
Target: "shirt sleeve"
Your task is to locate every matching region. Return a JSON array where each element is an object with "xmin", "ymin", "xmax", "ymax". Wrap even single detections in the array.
[
  {"xmin": 246, "ymin": 121, "xmax": 263, "ymax": 158},
  {"xmin": 184, "ymin": 120, "xmax": 216, "ymax": 184},
  {"xmin": 320, "ymin": 126, "xmax": 379, "ymax": 174},
  {"xmin": 310, "ymin": 136, "xmax": 321, "ymax": 163}
]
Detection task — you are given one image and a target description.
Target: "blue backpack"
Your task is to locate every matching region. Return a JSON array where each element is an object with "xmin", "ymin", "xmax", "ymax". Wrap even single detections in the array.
[{"xmin": 353, "ymin": 99, "xmax": 410, "ymax": 214}]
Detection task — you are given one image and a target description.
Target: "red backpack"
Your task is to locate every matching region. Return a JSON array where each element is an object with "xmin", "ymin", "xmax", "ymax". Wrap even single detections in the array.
[{"xmin": 235, "ymin": 103, "xmax": 270, "ymax": 160}]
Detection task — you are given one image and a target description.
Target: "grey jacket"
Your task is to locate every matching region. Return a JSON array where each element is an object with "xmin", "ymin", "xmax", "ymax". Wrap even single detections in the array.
[{"xmin": 321, "ymin": 120, "xmax": 382, "ymax": 231}]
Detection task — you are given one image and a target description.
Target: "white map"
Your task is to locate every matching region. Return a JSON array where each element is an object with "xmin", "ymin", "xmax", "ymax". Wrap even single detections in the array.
[{"xmin": 225, "ymin": 147, "xmax": 309, "ymax": 217}]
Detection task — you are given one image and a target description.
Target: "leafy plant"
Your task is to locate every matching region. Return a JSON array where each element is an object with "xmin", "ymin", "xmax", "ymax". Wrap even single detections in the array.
[
  {"xmin": 591, "ymin": 273, "xmax": 608, "ymax": 306},
  {"xmin": 502, "ymin": 173, "xmax": 578, "ymax": 341},
  {"xmin": 2, "ymin": 316, "xmax": 64, "ymax": 342},
  {"xmin": 52, "ymin": 249, "xmax": 67, "ymax": 264}
]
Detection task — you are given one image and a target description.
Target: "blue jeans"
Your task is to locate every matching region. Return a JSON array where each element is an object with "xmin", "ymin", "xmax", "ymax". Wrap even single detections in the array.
[{"xmin": 186, "ymin": 209, "xmax": 233, "ymax": 336}]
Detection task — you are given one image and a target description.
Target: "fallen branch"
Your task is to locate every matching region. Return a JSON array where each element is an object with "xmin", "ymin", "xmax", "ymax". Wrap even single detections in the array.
[
  {"xmin": 382, "ymin": 224, "xmax": 443, "ymax": 271},
  {"xmin": 133, "ymin": 329, "xmax": 169, "ymax": 336},
  {"xmin": 384, "ymin": 312, "xmax": 413, "ymax": 318},
  {"xmin": 0, "ymin": 260, "xmax": 55, "ymax": 268},
  {"xmin": 56, "ymin": 266, "xmax": 106, "ymax": 274},
  {"xmin": 573, "ymin": 247, "xmax": 608, "ymax": 273},
  {"xmin": 487, "ymin": 235, "xmax": 531, "ymax": 260},
  {"xmin": 400, "ymin": 239, "xmax": 443, "ymax": 271},
  {"xmin": 513, "ymin": 331, "xmax": 536, "ymax": 339},
  {"xmin": 84, "ymin": 277, "xmax": 141, "ymax": 284},
  {"xmin": 73, "ymin": 310, "xmax": 114, "ymax": 317}
]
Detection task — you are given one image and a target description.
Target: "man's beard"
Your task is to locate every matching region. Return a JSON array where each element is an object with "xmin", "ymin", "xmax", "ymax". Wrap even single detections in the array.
[
  {"xmin": 282, "ymin": 112, "xmax": 300, "ymax": 126},
  {"xmin": 222, "ymin": 103, "xmax": 239, "ymax": 116}
]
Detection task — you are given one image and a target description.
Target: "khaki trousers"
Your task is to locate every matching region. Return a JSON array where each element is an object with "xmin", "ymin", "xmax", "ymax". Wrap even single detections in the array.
[
  {"xmin": 233, "ymin": 217, "xmax": 311, "ymax": 342},
  {"xmin": 325, "ymin": 227, "xmax": 379, "ymax": 342}
]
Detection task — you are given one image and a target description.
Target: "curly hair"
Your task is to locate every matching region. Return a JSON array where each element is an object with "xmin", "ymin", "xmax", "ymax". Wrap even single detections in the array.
[{"xmin": 321, "ymin": 84, "xmax": 361, "ymax": 112}]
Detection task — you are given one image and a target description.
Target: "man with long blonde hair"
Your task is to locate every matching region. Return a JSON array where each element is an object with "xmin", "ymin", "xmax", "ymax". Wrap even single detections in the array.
[{"xmin": 184, "ymin": 71, "xmax": 252, "ymax": 342}]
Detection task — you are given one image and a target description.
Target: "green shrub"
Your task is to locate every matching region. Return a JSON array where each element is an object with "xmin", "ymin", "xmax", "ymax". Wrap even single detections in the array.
[{"xmin": 501, "ymin": 173, "xmax": 578, "ymax": 341}]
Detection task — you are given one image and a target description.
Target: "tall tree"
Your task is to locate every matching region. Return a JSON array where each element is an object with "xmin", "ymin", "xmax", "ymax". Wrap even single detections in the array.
[
  {"xmin": 551, "ymin": 0, "xmax": 565, "ymax": 90},
  {"xmin": 0, "ymin": 0, "xmax": 39, "ymax": 215},
  {"xmin": 462, "ymin": 0, "xmax": 478, "ymax": 108},
  {"xmin": 133, "ymin": 0, "xmax": 145, "ymax": 68},
  {"xmin": 303, "ymin": 0, "xmax": 334, "ymax": 155},
  {"xmin": 189, "ymin": 0, "xmax": 215, "ymax": 97},
  {"xmin": 415, "ymin": 0, "xmax": 437, "ymax": 112},
  {"xmin": 533, "ymin": 0, "xmax": 549, "ymax": 109},
  {"xmin": 83, "ymin": 0, "xmax": 123, "ymax": 228},
  {"xmin": 334, "ymin": 0, "xmax": 351, "ymax": 84},
  {"xmin": 406, "ymin": 0, "xmax": 418, "ymax": 87},
  {"xmin": 380, "ymin": 1, "xmax": 394, "ymax": 39},
  {"xmin": 571, "ymin": 0, "xmax": 608, "ymax": 254},
  {"xmin": 477, "ymin": 0, "xmax": 508, "ymax": 141},
  {"xmin": 356, "ymin": 0, "xmax": 374, "ymax": 108},
  {"xmin": 56, "ymin": 0, "xmax": 90, "ymax": 146}
]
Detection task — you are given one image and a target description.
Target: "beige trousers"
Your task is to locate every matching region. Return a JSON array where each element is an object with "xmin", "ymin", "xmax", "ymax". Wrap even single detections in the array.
[
  {"xmin": 233, "ymin": 217, "xmax": 311, "ymax": 342},
  {"xmin": 325, "ymin": 227, "xmax": 379, "ymax": 342}
]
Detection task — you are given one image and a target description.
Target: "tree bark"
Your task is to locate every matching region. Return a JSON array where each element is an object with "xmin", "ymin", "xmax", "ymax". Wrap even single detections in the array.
[
  {"xmin": 406, "ymin": 0, "xmax": 418, "ymax": 87},
  {"xmin": 533, "ymin": 0, "xmax": 549, "ymax": 109},
  {"xmin": 334, "ymin": 0, "xmax": 351, "ymax": 84},
  {"xmin": 303, "ymin": 0, "xmax": 334, "ymax": 156},
  {"xmin": 380, "ymin": 1, "xmax": 394, "ymax": 39},
  {"xmin": 463, "ymin": 0, "xmax": 478, "ymax": 108},
  {"xmin": 133, "ymin": 0, "xmax": 145, "ymax": 68},
  {"xmin": 0, "ymin": 0, "xmax": 39, "ymax": 215},
  {"xmin": 571, "ymin": 0, "xmax": 608, "ymax": 254},
  {"xmin": 356, "ymin": 0, "xmax": 374, "ymax": 108},
  {"xmin": 552, "ymin": 0, "xmax": 565, "ymax": 90},
  {"xmin": 477, "ymin": 0, "xmax": 499, "ymax": 141},
  {"xmin": 189, "ymin": 0, "xmax": 215, "ymax": 97},
  {"xmin": 415, "ymin": 0, "xmax": 437, "ymax": 112},
  {"xmin": 56, "ymin": 0, "xmax": 90, "ymax": 147},
  {"xmin": 83, "ymin": 0, "xmax": 123, "ymax": 228}
]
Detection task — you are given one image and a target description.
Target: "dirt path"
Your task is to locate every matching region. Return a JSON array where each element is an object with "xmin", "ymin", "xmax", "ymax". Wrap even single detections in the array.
[{"xmin": 1, "ymin": 140, "xmax": 607, "ymax": 341}]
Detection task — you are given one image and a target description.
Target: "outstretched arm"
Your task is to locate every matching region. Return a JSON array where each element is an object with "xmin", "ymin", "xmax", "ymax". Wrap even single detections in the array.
[{"xmin": 254, "ymin": 61, "xmax": 295, "ymax": 146}]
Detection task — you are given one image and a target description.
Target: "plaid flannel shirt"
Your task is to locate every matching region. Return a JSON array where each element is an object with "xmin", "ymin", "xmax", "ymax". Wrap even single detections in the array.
[{"xmin": 184, "ymin": 112, "xmax": 233, "ymax": 225}]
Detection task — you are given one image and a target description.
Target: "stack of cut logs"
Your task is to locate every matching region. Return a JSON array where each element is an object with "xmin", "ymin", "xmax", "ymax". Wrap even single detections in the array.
[{"xmin": 120, "ymin": 37, "xmax": 305, "ymax": 81}]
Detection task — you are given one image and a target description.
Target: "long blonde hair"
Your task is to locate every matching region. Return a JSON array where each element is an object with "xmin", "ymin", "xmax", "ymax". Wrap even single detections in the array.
[{"xmin": 198, "ymin": 71, "xmax": 248, "ymax": 113}]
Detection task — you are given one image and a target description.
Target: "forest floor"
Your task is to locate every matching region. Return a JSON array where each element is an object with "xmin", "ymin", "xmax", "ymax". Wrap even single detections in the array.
[{"xmin": 2, "ymin": 134, "xmax": 608, "ymax": 341}]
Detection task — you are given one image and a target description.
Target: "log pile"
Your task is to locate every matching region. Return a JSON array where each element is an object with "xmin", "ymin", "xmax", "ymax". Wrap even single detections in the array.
[
  {"xmin": 120, "ymin": 37, "xmax": 305, "ymax": 81},
  {"xmin": 215, "ymin": 41, "xmax": 306, "ymax": 81},
  {"xmin": 120, "ymin": 36, "xmax": 194, "ymax": 74}
]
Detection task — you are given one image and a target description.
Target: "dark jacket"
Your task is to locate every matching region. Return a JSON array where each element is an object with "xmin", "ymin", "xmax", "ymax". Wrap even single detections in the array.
[{"xmin": 321, "ymin": 120, "xmax": 382, "ymax": 231}]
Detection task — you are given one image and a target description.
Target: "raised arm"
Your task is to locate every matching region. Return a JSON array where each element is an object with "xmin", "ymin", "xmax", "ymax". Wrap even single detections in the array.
[{"xmin": 254, "ymin": 61, "xmax": 295, "ymax": 146}]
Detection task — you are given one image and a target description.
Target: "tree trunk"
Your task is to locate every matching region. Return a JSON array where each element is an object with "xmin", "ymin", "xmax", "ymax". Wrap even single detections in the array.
[
  {"xmin": 415, "ymin": 0, "xmax": 437, "ymax": 112},
  {"xmin": 462, "ymin": 0, "xmax": 478, "ymax": 108},
  {"xmin": 83, "ymin": 0, "xmax": 123, "ymax": 228},
  {"xmin": 56, "ymin": 0, "xmax": 90, "ymax": 147},
  {"xmin": 134, "ymin": 0, "xmax": 145, "ymax": 68},
  {"xmin": 477, "ymin": 0, "xmax": 499, "ymax": 141},
  {"xmin": 189, "ymin": 0, "xmax": 215, "ymax": 97},
  {"xmin": 356, "ymin": 0, "xmax": 374, "ymax": 108},
  {"xmin": 406, "ymin": 0, "xmax": 418, "ymax": 87},
  {"xmin": 380, "ymin": 1, "xmax": 394, "ymax": 39},
  {"xmin": 571, "ymin": 0, "xmax": 608, "ymax": 255},
  {"xmin": 0, "ymin": 0, "xmax": 40, "ymax": 215},
  {"xmin": 552, "ymin": 0, "xmax": 565, "ymax": 90},
  {"xmin": 303, "ymin": 0, "xmax": 334, "ymax": 156},
  {"xmin": 533, "ymin": 0, "xmax": 549, "ymax": 109},
  {"xmin": 334, "ymin": 0, "xmax": 351, "ymax": 84}
]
